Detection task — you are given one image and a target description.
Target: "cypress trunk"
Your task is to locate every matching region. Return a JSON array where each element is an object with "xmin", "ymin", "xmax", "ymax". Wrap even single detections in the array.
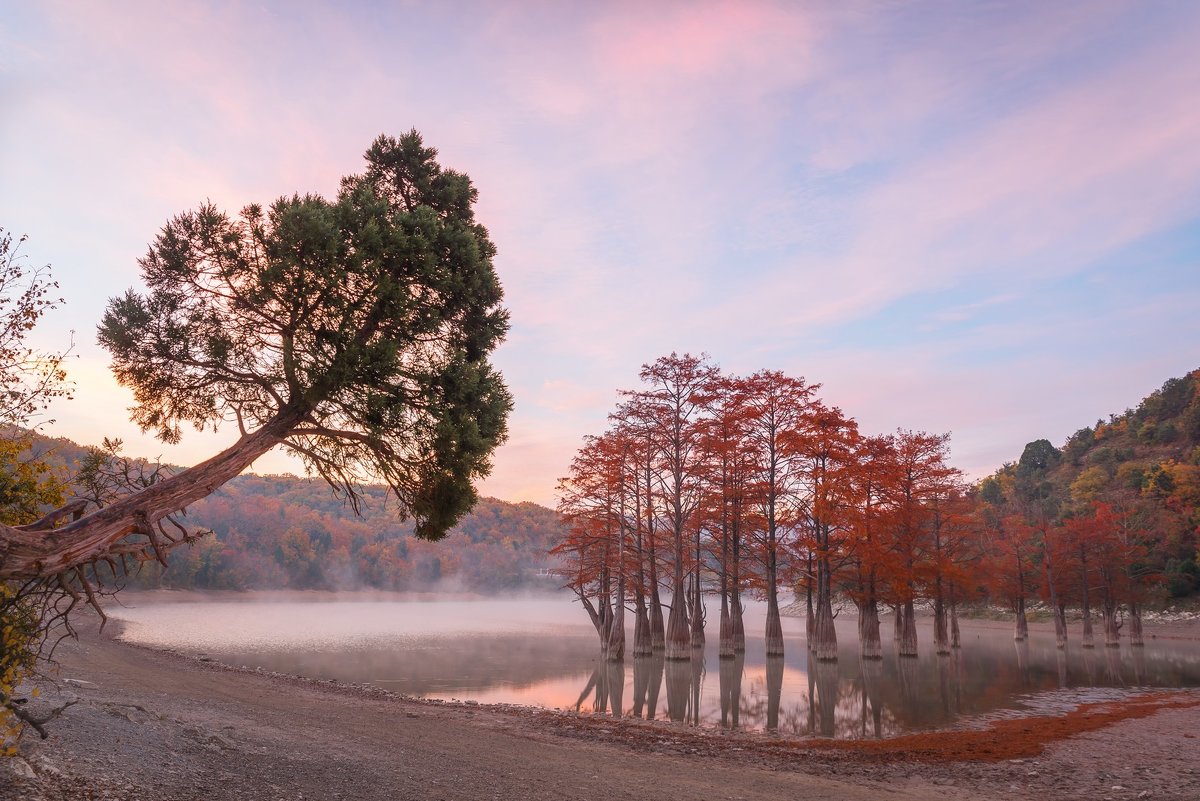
[
  {"xmin": 690, "ymin": 568, "xmax": 705, "ymax": 649},
  {"xmin": 607, "ymin": 587, "xmax": 625, "ymax": 662},
  {"xmin": 1081, "ymin": 571, "xmax": 1096, "ymax": 648},
  {"xmin": 665, "ymin": 577, "xmax": 691, "ymax": 660},
  {"xmin": 933, "ymin": 591, "xmax": 950, "ymax": 655},
  {"xmin": 950, "ymin": 602, "xmax": 961, "ymax": 649},
  {"xmin": 650, "ymin": 582, "xmax": 666, "ymax": 651},
  {"xmin": 813, "ymin": 555, "xmax": 838, "ymax": 662},
  {"xmin": 632, "ymin": 597, "xmax": 652, "ymax": 657},
  {"xmin": 898, "ymin": 599, "xmax": 918, "ymax": 657},
  {"xmin": 718, "ymin": 591, "xmax": 733, "ymax": 658},
  {"xmin": 1014, "ymin": 595, "xmax": 1029, "ymax": 641},
  {"xmin": 765, "ymin": 585, "xmax": 784, "ymax": 656},
  {"xmin": 859, "ymin": 598, "xmax": 882, "ymax": 660},
  {"xmin": 1102, "ymin": 594, "xmax": 1121, "ymax": 647},
  {"xmin": 1128, "ymin": 601, "xmax": 1145, "ymax": 647},
  {"xmin": 731, "ymin": 590, "xmax": 746, "ymax": 653}
]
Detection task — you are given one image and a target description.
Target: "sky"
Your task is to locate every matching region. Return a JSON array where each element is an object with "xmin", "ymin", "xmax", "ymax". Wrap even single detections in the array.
[{"xmin": 2, "ymin": 1, "xmax": 1199, "ymax": 507}]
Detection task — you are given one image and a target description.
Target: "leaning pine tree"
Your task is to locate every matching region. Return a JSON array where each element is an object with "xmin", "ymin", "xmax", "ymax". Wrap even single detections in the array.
[{"xmin": 0, "ymin": 132, "xmax": 512, "ymax": 593}]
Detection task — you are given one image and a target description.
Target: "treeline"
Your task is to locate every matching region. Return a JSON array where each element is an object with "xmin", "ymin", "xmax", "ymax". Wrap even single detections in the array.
[
  {"xmin": 20, "ymin": 435, "xmax": 565, "ymax": 592},
  {"xmin": 152, "ymin": 476, "xmax": 564, "ymax": 592},
  {"xmin": 553, "ymin": 355, "xmax": 1200, "ymax": 663}
]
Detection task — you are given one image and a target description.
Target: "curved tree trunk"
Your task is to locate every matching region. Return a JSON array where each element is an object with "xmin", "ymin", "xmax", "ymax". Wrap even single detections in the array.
[{"xmin": 0, "ymin": 409, "xmax": 302, "ymax": 580}]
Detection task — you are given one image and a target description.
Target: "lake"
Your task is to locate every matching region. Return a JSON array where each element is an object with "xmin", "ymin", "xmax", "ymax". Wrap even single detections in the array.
[{"xmin": 109, "ymin": 593, "xmax": 1200, "ymax": 739}]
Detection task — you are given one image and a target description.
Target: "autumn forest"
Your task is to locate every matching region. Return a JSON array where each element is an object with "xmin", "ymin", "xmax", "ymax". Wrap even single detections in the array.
[{"xmin": 553, "ymin": 354, "xmax": 1200, "ymax": 663}]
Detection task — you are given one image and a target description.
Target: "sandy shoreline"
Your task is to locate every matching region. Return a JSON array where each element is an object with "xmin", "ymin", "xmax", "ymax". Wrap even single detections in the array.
[{"xmin": 3, "ymin": 613, "xmax": 1199, "ymax": 801}]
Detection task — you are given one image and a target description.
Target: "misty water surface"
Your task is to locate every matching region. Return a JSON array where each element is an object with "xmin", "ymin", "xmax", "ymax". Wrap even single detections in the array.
[{"xmin": 110, "ymin": 594, "xmax": 1200, "ymax": 738}]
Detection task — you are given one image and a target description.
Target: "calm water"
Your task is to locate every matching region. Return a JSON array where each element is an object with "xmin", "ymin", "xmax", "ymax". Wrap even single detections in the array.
[{"xmin": 110, "ymin": 594, "xmax": 1200, "ymax": 739}]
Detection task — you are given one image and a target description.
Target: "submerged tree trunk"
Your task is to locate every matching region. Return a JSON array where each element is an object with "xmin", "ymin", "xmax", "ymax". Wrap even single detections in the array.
[
  {"xmin": 892, "ymin": 603, "xmax": 903, "ymax": 644},
  {"xmin": 805, "ymin": 559, "xmax": 815, "ymax": 653},
  {"xmin": 731, "ymin": 589, "xmax": 746, "ymax": 653},
  {"xmin": 718, "ymin": 516, "xmax": 733, "ymax": 658},
  {"xmin": 765, "ymin": 583, "xmax": 784, "ymax": 657},
  {"xmin": 665, "ymin": 576, "xmax": 691, "ymax": 660},
  {"xmin": 1013, "ymin": 594, "xmax": 1029, "ymax": 641},
  {"xmin": 1102, "ymin": 591, "xmax": 1122, "ymax": 647},
  {"xmin": 812, "ymin": 552, "xmax": 837, "ymax": 662},
  {"xmin": 1128, "ymin": 600, "xmax": 1145, "ymax": 647},
  {"xmin": 650, "ymin": 580, "xmax": 666, "ymax": 651},
  {"xmin": 898, "ymin": 599, "xmax": 918, "ymax": 657},
  {"xmin": 607, "ymin": 582, "xmax": 625, "ymax": 661},
  {"xmin": 718, "ymin": 589, "xmax": 733, "ymax": 658},
  {"xmin": 933, "ymin": 585, "xmax": 950, "ymax": 656},
  {"xmin": 949, "ymin": 591, "xmax": 962, "ymax": 650},
  {"xmin": 858, "ymin": 597, "xmax": 882, "ymax": 660},
  {"xmin": 730, "ymin": 516, "xmax": 746, "ymax": 653},
  {"xmin": 1081, "ymin": 600, "xmax": 1095, "ymax": 648},
  {"xmin": 1080, "ymin": 551, "xmax": 1095, "ymax": 648},
  {"xmin": 765, "ymin": 529, "xmax": 784, "ymax": 657},
  {"xmin": 1043, "ymin": 544, "xmax": 1067, "ymax": 649},
  {"xmin": 690, "ymin": 532, "xmax": 705, "ymax": 649},
  {"xmin": 632, "ymin": 598, "xmax": 651, "ymax": 657}
]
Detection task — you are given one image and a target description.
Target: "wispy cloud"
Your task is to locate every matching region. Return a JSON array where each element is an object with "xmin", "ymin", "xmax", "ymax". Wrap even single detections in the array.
[{"xmin": 5, "ymin": 1, "xmax": 1200, "ymax": 506}]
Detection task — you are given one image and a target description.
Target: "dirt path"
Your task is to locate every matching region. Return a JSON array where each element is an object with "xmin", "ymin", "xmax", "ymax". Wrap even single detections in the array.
[{"xmin": 3, "ymin": 623, "xmax": 1198, "ymax": 801}]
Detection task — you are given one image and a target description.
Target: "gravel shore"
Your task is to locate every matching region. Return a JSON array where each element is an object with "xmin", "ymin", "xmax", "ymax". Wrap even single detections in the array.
[{"xmin": 2, "ymin": 617, "xmax": 1198, "ymax": 801}]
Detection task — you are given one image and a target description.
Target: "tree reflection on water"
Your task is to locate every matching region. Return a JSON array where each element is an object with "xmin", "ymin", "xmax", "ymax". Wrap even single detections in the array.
[{"xmin": 570, "ymin": 627, "xmax": 1200, "ymax": 738}]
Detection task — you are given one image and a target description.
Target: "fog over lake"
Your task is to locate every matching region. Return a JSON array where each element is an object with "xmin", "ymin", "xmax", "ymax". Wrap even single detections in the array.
[{"xmin": 110, "ymin": 594, "xmax": 1200, "ymax": 738}]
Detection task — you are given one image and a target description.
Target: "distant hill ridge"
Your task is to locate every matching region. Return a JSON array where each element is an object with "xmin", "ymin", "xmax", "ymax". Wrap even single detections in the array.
[
  {"xmin": 982, "ymin": 367, "xmax": 1200, "ymax": 597},
  {"xmin": 22, "ymin": 431, "xmax": 565, "ymax": 593}
]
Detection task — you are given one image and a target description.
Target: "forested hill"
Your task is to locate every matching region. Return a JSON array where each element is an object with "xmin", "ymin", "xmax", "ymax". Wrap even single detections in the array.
[
  {"xmin": 25, "ymin": 435, "xmax": 566, "ymax": 593},
  {"xmin": 982, "ymin": 367, "xmax": 1200, "ymax": 596}
]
